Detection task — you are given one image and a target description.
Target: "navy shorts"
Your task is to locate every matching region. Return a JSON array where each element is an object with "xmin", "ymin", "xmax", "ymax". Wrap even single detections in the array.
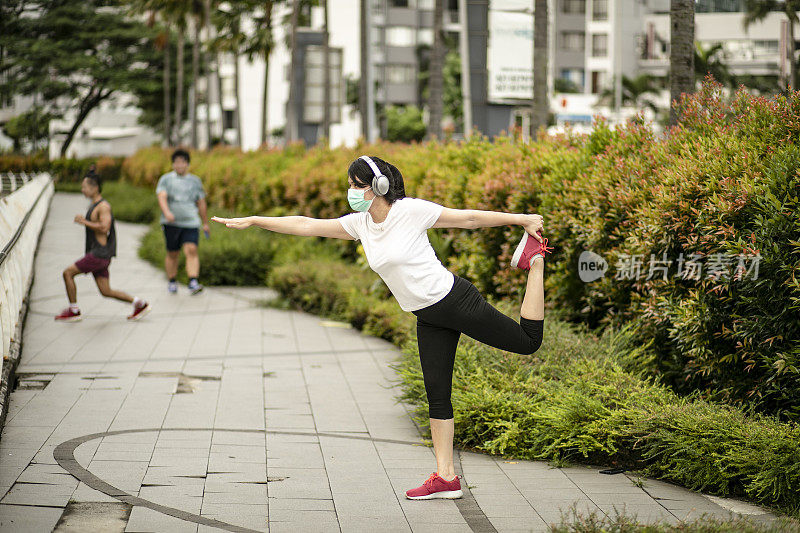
[{"xmin": 162, "ymin": 224, "xmax": 199, "ymax": 252}]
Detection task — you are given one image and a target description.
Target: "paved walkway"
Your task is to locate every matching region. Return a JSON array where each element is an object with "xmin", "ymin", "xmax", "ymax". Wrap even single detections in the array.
[{"xmin": 0, "ymin": 193, "xmax": 778, "ymax": 532}]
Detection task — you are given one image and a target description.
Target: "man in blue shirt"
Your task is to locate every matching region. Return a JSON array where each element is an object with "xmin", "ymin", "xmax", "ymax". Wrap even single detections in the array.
[{"xmin": 156, "ymin": 149, "xmax": 209, "ymax": 294}]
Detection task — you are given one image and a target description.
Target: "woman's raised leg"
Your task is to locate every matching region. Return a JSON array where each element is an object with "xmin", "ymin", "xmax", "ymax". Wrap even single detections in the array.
[{"xmin": 520, "ymin": 256, "xmax": 545, "ymax": 320}]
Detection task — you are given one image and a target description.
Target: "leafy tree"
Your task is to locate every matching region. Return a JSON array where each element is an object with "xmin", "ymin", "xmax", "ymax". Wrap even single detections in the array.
[
  {"xmin": 0, "ymin": 0, "xmax": 163, "ymax": 157},
  {"xmin": 386, "ymin": 105, "xmax": 426, "ymax": 143},
  {"xmin": 598, "ymin": 74, "xmax": 660, "ymax": 113},
  {"xmin": 694, "ymin": 42, "xmax": 733, "ymax": 86},
  {"xmin": 443, "ymin": 50, "xmax": 463, "ymax": 132},
  {"xmin": 428, "ymin": 0, "xmax": 445, "ymax": 138},
  {"xmin": 2, "ymin": 108, "xmax": 52, "ymax": 152},
  {"xmin": 554, "ymin": 78, "xmax": 582, "ymax": 93}
]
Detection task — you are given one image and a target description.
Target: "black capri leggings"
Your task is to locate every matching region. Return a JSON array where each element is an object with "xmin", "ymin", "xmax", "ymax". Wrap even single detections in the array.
[{"xmin": 412, "ymin": 275, "xmax": 544, "ymax": 420}]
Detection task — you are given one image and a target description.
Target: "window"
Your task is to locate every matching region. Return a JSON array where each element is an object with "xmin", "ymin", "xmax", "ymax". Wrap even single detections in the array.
[
  {"xmin": 390, "ymin": 0, "xmax": 409, "ymax": 7},
  {"xmin": 561, "ymin": 0, "xmax": 586, "ymax": 14},
  {"xmin": 371, "ymin": 28, "xmax": 384, "ymax": 47},
  {"xmin": 223, "ymin": 109, "xmax": 235, "ymax": 130},
  {"xmin": 592, "ymin": 0, "xmax": 608, "ymax": 20},
  {"xmin": 561, "ymin": 31, "xmax": 585, "ymax": 51},
  {"xmin": 592, "ymin": 34, "xmax": 608, "ymax": 57},
  {"xmin": 696, "ymin": 0, "xmax": 742, "ymax": 12},
  {"xmin": 418, "ymin": 28, "xmax": 434, "ymax": 45},
  {"xmin": 591, "ymin": 70, "xmax": 605, "ymax": 94},
  {"xmin": 386, "ymin": 26, "xmax": 415, "ymax": 47},
  {"xmin": 754, "ymin": 40, "xmax": 779, "ymax": 56},
  {"xmin": 386, "ymin": 64, "xmax": 415, "ymax": 84},
  {"xmin": 560, "ymin": 68, "xmax": 585, "ymax": 87}
]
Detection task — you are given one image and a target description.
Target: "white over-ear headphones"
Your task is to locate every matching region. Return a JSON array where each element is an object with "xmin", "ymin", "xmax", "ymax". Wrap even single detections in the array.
[{"xmin": 359, "ymin": 155, "xmax": 390, "ymax": 196}]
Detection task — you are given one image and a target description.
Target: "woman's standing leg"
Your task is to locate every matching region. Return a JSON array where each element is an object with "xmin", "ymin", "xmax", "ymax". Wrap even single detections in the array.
[{"xmin": 416, "ymin": 319, "xmax": 460, "ymax": 480}]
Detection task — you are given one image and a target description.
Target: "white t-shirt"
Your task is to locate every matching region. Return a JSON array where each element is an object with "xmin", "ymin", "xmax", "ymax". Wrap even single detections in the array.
[{"xmin": 338, "ymin": 197, "xmax": 455, "ymax": 312}]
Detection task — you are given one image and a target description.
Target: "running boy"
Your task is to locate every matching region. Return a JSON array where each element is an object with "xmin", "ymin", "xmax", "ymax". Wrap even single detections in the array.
[{"xmin": 55, "ymin": 171, "xmax": 150, "ymax": 322}]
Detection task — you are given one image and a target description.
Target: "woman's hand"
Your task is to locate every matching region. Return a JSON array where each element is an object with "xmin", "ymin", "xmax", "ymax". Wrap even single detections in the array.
[
  {"xmin": 521, "ymin": 214, "xmax": 544, "ymax": 241},
  {"xmin": 211, "ymin": 216, "xmax": 252, "ymax": 229}
]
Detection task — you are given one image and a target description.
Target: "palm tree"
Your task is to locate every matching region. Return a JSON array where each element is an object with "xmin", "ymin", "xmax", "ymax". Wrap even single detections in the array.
[
  {"xmin": 531, "ymin": 0, "xmax": 549, "ymax": 134},
  {"xmin": 190, "ymin": 1, "xmax": 205, "ymax": 148},
  {"xmin": 162, "ymin": 22, "xmax": 172, "ymax": 145},
  {"xmin": 241, "ymin": 1, "xmax": 277, "ymax": 146},
  {"xmin": 322, "ymin": 0, "xmax": 331, "ymax": 142},
  {"xmin": 128, "ymin": 0, "xmax": 184, "ymax": 145},
  {"xmin": 428, "ymin": 0, "xmax": 445, "ymax": 139},
  {"xmin": 287, "ymin": 0, "xmax": 300, "ymax": 143},
  {"xmin": 598, "ymin": 74, "xmax": 660, "ymax": 113},
  {"xmin": 744, "ymin": 0, "xmax": 799, "ymax": 91},
  {"xmin": 694, "ymin": 41, "xmax": 733, "ymax": 87},
  {"xmin": 669, "ymin": 0, "xmax": 695, "ymax": 126},
  {"xmin": 203, "ymin": 0, "xmax": 214, "ymax": 148},
  {"xmin": 212, "ymin": 1, "xmax": 251, "ymax": 146},
  {"xmin": 174, "ymin": 18, "xmax": 186, "ymax": 144}
]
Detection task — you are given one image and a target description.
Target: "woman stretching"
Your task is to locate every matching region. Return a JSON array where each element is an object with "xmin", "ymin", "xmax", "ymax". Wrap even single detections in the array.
[{"xmin": 212, "ymin": 156, "xmax": 552, "ymax": 500}]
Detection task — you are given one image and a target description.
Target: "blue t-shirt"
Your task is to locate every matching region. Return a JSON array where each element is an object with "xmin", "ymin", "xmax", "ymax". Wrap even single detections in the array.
[{"xmin": 156, "ymin": 171, "xmax": 206, "ymax": 228}]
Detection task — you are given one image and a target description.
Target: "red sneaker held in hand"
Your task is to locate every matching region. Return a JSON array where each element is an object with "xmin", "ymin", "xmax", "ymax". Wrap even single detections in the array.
[{"xmin": 510, "ymin": 230, "xmax": 553, "ymax": 271}]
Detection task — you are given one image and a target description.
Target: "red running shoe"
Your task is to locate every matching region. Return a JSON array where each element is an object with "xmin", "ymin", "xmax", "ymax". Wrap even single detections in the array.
[
  {"xmin": 54, "ymin": 307, "xmax": 82, "ymax": 322},
  {"xmin": 510, "ymin": 230, "xmax": 554, "ymax": 270},
  {"xmin": 127, "ymin": 302, "xmax": 151, "ymax": 321},
  {"xmin": 406, "ymin": 473, "xmax": 463, "ymax": 500}
]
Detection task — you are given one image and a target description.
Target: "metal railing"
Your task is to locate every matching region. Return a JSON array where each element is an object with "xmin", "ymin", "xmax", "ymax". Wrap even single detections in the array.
[
  {"xmin": 0, "ymin": 172, "xmax": 34, "ymax": 198},
  {"xmin": 1, "ymin": 174, "xmax": 54, "ymax": 374}
]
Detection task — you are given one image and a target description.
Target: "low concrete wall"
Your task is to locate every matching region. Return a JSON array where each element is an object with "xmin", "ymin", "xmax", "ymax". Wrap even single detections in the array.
[{"xmin": 0, "ymin": 174, "xmax": 54, "ymax": 428}]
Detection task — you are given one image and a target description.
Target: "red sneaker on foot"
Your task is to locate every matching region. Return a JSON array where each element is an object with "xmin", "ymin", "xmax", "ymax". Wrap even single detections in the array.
[
  {"xmin": 406, "ymin": 473, "xmax": 463, "ymax": 500},
  {"xmin": 54, "ymin": 308, "xmax": 82, "ymax": 322},
  {"xmin": 510, "ymin": 230, "xmax": 554, "ymax": 271},
  {"xmin": 127, "ymin": 302, "xmax": 150, "ymax": 321}
]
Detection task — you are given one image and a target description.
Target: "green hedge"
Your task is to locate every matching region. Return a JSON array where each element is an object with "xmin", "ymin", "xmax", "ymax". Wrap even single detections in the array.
[
  {"xmin": 0, "ymin": 153, "xmax": 125, "ymax": 182},
  {"xmin": 122, "ymin": 80, "xmax": 800, "ymax": 420}
]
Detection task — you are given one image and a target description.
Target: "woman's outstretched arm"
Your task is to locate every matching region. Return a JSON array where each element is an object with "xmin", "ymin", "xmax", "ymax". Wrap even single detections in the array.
[
  {"xmin": 211, "ymin": 215, "xmax": 355, "ymax": 240},
  {"xmin": 432, "ymin": 208, "xmax": 544, "ymax": 240}
]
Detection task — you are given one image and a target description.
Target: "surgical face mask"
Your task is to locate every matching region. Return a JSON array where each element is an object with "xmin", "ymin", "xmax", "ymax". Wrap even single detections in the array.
[{"xmin": 348, "ymin": 187, "xmax": 373, "ymax": 212}]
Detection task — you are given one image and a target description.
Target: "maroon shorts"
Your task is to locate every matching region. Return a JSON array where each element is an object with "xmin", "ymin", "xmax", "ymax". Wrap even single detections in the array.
[{"xmin": 74, "ymin": 253, "xmax": 111, "ymax": 279}]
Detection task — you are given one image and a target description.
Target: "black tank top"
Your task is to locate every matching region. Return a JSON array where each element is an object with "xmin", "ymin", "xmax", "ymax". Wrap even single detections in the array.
[{"xmin": 85, "ymin": 199, "xmax": 117, "ymax": 259}]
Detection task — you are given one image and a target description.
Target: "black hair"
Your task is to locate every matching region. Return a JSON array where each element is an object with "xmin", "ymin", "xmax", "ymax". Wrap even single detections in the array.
[
  {"xmin": 83, "ymin": 170, "xmax": 102, "ymax": 193},
  {"xmin": 348, "ymin": 156, "xmax": 406, "ymax": 204},
  {"xmin": 171, "ymin": 148, "xmax": 190, "ymax": 163}
]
